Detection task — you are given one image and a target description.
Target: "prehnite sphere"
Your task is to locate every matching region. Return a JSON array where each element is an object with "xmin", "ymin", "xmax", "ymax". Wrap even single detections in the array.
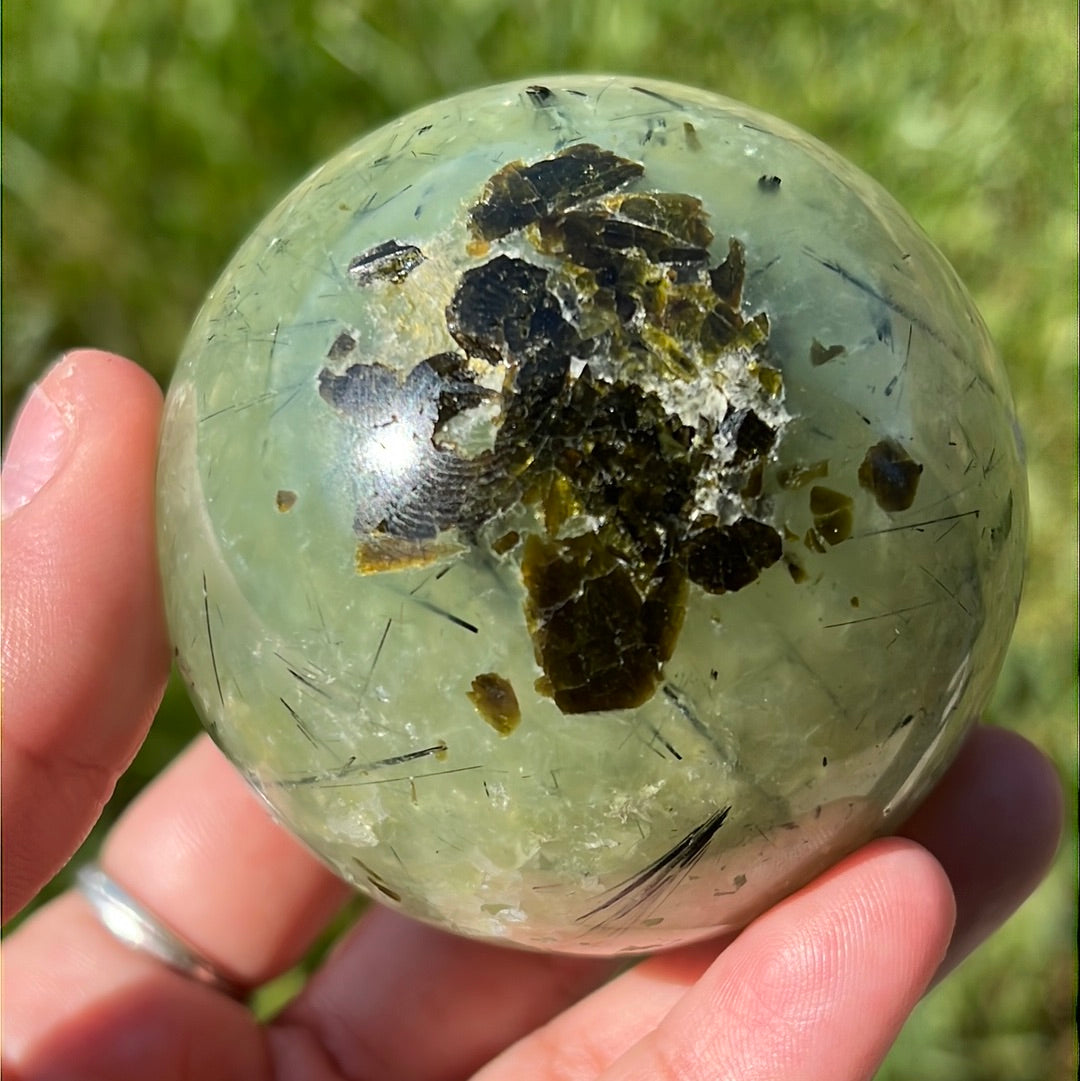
[{"xmin": 157, "ymin": 76, "xmax": 1026, "ymax": 955}]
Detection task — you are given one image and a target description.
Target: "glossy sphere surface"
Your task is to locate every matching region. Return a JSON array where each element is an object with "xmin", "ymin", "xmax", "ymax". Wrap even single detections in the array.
[{"xmin": 158, "ymin": 77, "xmax": 1026, "ymax": 954}]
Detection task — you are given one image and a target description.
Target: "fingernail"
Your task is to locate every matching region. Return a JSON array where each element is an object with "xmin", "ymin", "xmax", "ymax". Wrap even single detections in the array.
[{"xmin": 1, "ymin": 379, "xmax": 74, "ymax": 517}]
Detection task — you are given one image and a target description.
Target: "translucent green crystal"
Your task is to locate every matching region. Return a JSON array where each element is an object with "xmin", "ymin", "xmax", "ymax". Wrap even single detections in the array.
[{"xmin": 157, "ymin": 76, "xmax": 1027, "ymax": 955}]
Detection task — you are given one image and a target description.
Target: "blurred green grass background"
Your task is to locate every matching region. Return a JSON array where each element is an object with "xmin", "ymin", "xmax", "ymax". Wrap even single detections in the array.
[{"xmin": 3, "ymin": 1, "xmax": 1076, "ymax": 1076}]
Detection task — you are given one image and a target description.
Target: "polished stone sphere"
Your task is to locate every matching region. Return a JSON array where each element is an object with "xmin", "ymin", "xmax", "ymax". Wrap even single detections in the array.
[{"xmin": 157, "ymin": 76, "xmax": 1026, "ymax": 954}]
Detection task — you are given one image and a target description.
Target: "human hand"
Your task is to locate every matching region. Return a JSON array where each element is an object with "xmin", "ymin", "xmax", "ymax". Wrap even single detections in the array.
[{"xmin": 2, "ymin": 350, "xmax": 1063, "ymax": 1081}]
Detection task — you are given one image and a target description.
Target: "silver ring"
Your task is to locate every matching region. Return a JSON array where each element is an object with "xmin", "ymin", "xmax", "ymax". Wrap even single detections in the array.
[{"xmin": 76, "ymin": 864, "xmax": 246, "ymax": 1000}]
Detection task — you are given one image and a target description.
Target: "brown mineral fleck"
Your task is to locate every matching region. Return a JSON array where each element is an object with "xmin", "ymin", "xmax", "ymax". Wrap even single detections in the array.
[
  {"xmin": 809, "ymin": 339, "xmax": 846, "ymax": 366},
  {"xmin": 858, "ymin": 439, "xmax": 923, "ymax": 512},
  {"xmin": 808, "ymin": 486, "xmax": 853, "ymax": 546},
  {"xmin": 467, "ymin": 673, "xmax": 522, "ymax": 735}
]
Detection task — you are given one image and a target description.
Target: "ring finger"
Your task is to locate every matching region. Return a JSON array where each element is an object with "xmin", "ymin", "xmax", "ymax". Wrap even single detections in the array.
[
  {"xmin": 99, "ymin": 734, "xmax": 352, "ymax": 989},
  {"xmin": 2, "ymin": 736, "xmax": 351, "ymax": 1079}
]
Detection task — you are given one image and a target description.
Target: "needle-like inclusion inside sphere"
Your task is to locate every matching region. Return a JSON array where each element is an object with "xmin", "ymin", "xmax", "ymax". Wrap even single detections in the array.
[{"xmin": 157, "ymin": 77, "xmax": 1027, "ymax": 955}]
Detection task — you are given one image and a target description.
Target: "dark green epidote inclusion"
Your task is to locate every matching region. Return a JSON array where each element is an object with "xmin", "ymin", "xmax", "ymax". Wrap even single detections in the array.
[{"xmin": 320, "ymin": 145, "xmax": 785, "ymax": 714}]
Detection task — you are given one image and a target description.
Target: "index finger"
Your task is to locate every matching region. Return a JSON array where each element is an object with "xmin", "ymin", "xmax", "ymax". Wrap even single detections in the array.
[{"xmin": 1, "ymin": 350, "xmax": 171, "ymax": 921}]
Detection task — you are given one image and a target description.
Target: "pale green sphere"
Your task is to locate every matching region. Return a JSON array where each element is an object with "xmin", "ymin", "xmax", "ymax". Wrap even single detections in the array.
[{"xmin": 157, "ymin": 76, "xmax": 1026, "ymax": 954}]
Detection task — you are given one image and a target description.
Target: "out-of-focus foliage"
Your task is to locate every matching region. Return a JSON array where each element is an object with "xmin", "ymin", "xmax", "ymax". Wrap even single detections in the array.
[{"xmin": 3, "ymin": 1, "xmax": 1076, "ymax": 1077}]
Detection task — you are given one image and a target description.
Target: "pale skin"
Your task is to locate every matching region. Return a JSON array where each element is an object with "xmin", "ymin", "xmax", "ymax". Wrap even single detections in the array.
[{"xmin": 1, "ymin": 350, "xmax": 1063, "ymax": 1081}]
